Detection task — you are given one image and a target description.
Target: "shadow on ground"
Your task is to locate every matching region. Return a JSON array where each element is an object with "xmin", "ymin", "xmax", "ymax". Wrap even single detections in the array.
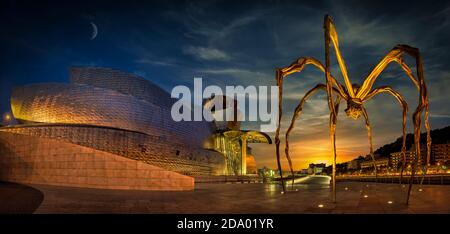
[{"xmin": 0, "ymin": 181, "xmax": 44, "ymax": 213}]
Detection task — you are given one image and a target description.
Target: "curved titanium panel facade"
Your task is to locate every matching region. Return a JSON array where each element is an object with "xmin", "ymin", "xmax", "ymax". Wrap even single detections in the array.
[
  {"xmin": 69, "ymin": 67, "xmax": 174, "ymax": 107},
  {"xmin": 11, "ymin": 83, "xmax": 214, "ymax": 147}
]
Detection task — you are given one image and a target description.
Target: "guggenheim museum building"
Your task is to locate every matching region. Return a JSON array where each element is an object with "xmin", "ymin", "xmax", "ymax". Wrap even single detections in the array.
[{"xmin": 0, "ymin": 67, "xmax": 271, "ymax": 190}]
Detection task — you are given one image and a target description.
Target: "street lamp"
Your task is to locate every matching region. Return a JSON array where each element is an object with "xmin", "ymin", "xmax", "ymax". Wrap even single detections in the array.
[{"xmin": 2, "ymin": 112, "xmax": 12, "ymax": 125}]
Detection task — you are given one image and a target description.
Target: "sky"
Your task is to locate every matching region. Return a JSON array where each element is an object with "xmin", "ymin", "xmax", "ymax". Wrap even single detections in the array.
[{"xmin": 1, "ymin": 0, "xmax": 449, "ymax": 170}]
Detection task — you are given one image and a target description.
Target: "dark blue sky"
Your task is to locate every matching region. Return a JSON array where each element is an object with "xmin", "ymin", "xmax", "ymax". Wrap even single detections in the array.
[{"xmin": 1, "ymin": 0, "xmax": 449, "ymax": 168}]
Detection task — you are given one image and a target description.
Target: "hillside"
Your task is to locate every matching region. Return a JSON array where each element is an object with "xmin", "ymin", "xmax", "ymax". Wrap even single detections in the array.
[{"xmin": 374, "ymin": 126, "xmax": 450, "ymax": 157}]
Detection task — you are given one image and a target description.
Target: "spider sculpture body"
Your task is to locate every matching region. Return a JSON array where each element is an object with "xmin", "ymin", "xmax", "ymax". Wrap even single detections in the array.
[{"xmin": 274, "ymin": 15, "xmax": 431, "ymax": 204}]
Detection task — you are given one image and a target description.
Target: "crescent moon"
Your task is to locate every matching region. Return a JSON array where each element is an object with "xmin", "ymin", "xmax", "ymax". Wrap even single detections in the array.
[{"xmin": 90, "ymin": 22, "xmax": 98, "ymax": 40}]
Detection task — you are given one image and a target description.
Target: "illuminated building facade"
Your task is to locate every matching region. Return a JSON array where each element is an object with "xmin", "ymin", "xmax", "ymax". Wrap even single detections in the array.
[
  {"xmin": 202, "ymin": 95, "xmax": 272, "ymax": 176},
  {"xmin": 390, "ymin": 144, "xmax": 427, "ymax": 168},
  {"xmin": 203, "ymin": 128, "xmax": 271, "ymax": 176},
  {"xmin": 246, "ymin": 148, "xmax": 258, "ymax": 175},
  {"xmin": 360, "ymin": 158, "xmax": 389, "ymax": 169},
  {"xmin": 431, "ymin": 143, "xmax": 450, "ymax": 164},
  {"xmin": 389, "ymin": 143, "xmax": 449, "ymax": 168},
  {"xmin": 0, "ymin": 67, "xmax": 271, "ymax": 190},
  {"xmin": 307, "ymin": 163, "xmax": 326, "ymax": 175}
]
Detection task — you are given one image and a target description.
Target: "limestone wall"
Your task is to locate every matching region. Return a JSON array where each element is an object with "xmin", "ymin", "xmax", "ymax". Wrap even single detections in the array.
[
  {"xmin": 0, "ymin": 132, "xmax": 194, "ymax": 190},
  {"xmin": 0, "ymin": 124, "xmax": 225, "ymax": 175}
]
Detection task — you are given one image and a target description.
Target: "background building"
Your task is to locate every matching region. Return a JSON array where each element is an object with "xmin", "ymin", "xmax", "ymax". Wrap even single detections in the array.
[
  {"xmin": 390, "ymin": 144, "xmax": 427, "ymax": 169},
  {"xmin": 308, "ymin": 163, "xmax": 326, "ymax": 175},
  {"xmin": 347, "ymin": 156, "xmax": 365, "ymax": 170},
  {"xmin": 360, "ymin": 158, "xmax": 389, "ymax": 170},
  {"xmin": 431, "ymin": 143, "xmax": 450, "ymax": 164}
]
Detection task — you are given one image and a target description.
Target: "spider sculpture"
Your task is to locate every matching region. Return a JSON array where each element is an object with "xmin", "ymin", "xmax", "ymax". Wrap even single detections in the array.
[{"xmin": 274, "ymin": 15, "xmax": 431, "ymax": 204}]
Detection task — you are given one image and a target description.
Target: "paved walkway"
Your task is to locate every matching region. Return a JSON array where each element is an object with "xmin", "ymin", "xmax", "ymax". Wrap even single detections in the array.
[{"xmin": 4, "ymin": 179, "xmax": 446, "ymax": 213}]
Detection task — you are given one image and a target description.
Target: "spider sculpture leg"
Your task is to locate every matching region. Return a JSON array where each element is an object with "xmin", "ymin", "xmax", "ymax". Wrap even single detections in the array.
[
  {"xmin": 324, "ymin": 15, "xmax": 341, "ymax": 203},
  {"xmin": 361, "ymin": 107, "xmax": 378, "ymax": 179},
  {"xmin": 418, "ymin": 102, "xmax": 431, "ymax": 186},
  {"xmin": 408, "ymin": 98, "xmax": 428, "ymax": 204},
  {"xmin": 358, "ymin": 45, "xmax": 430, "ymax": 204},
  {"xmin": 328, "ymin": 105, "xmax": 338, "ymax": 203},
  {"xmin": 365, "ymin": 86, "xmax": 408, "ymax": 184},
  {"xmin": 275, "ymin": 58, "xmax": 346, "ymax": 193},
  {"xmin": 393, "ymin": 60, "xmax": 429, "ymax": 183},
  {"xmin": 420, "ymin": 103, "xmax": 431, "ymax": 186},
  {"xmin": 285, "ymin": 84, "xmax": 327, "ymax": 190},
  {"xmin": 284, "ymin": 84, "xmax": 343, "ymax": 189}
]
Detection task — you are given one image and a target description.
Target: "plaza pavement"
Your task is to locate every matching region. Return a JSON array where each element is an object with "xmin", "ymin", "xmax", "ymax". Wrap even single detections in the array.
[{"xmin": 1, "ymin": 175, "xmax": 448, "ymax": 213}]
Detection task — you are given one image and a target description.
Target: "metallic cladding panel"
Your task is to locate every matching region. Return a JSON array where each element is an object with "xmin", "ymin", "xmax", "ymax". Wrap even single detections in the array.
[
  {"xmin": 69, "ymin": 67, "xmax": 174, "ymax": 107},
  {"xmin": 11, "ymin": 83, "xmax": 214, "ymax": 147}
]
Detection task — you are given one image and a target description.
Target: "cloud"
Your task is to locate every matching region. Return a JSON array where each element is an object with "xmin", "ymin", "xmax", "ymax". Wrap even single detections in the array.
[
  {"xmin": 135, "ymin": 58, "xmax": 176, "ymax": 67},
  {"xmin": 430, "ymin": 114, "xmax": 450, "ymax": 119},
  {"xmin": 337, "ymin": 15, "xmax": 413, "ymax": 50},
  {"xmin": 187, "ymin": 15, "xmax": 259, "ymax": 43},
  {"xmin": 200, "ymin": 68, "xmax": 270, "ymax": 80},
  {"xmin": 183, "ymin": 46, "xmax": 230, "ymax": 61},
  {"xmin": 179, "ymin": 3, "xmax": 262, "ymax": 44}
]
